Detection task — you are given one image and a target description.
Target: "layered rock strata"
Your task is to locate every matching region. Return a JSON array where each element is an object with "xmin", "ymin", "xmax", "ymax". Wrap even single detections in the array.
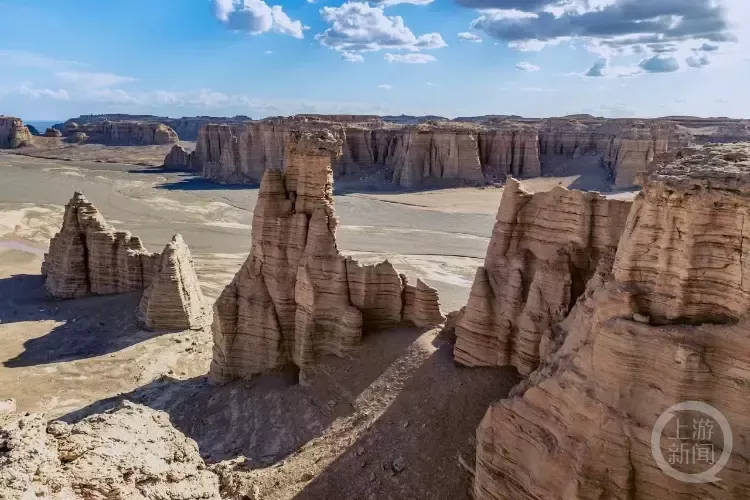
[
  {"xmin": 164, "ymin": 144, "xmax": 195, "ymax": 169},
  {"xmin": 42, "ymin": 193, "xmax": 160, "ymax": 299},
  {"xmin": 402, "ymin": 277, "xmax": 446, "ymax": 328},
  {"xmin": 137, "ymin": 234, "xmax": 209, "ymax": 331},
  {"xmin": 472, "ymin": 143, "xmax": 750, "ymax": 499},
  {"xmin": 187, "ymin": 117, "xmax": 690, "ymax": 189},
  {"xmin": 0, "ymin": 400, "xmax": 221, "ymax": 499},
  {"xmin": 454, "ymin": 178, "xmax": 632, "ymax": 375},
  {"xmin": 0, "ymin": 116, "xmax": 32, "ymax": 148},
  {"xmin": 210, "ymin": 130, "xmax": 444, "ymax": 382}
]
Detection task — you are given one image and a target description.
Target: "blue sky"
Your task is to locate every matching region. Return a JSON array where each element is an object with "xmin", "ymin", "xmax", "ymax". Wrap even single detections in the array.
[{"xmin": 1, "ymin": 0, "xmax": 749, "ymax": 120}]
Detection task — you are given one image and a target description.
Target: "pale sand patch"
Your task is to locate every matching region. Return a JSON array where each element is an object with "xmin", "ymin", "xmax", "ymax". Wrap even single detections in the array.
[
  {"xmin": 205, "ymin": 221, "xmax": 252, "ymax": 230},
  {"xmin": 341, "ymin": 225, "xmax": 489, "ymax": 241},
  {"xmin": 0, "ymin": 204, "xmax": 63, "ymax": 243}
]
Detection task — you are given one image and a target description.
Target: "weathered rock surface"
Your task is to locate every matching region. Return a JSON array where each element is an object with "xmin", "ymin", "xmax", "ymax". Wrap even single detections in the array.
[
  {"xmin": 164, "ymin": 144, "xmax": 195, "ymax": 169},
  {"xmin": 66, "ymin": 131, "xmax": 87, "ymax": 144},
  {"xmin": 0, "ymin": 116, "xmax": 32, "ymax": 149},
  {"xmin": 472, "ymin": 143, "xmax": 750, "ymax": 499},
  {"xmin": 454, "ymin": 177, "xmax": 632, "ymax": 375},
  {"xmin": 210, "ymin": 129, "xmax": 444, "ymax": 382},
  {"xmin": 137, "ymin": 234, "xmax": 209, "ymax": 331},
  {"xmin": 0, "ymin": 399, "xmax": 221, "ymax": 499},
  {"xmin": 44, "ymin": 127, "xmax": 62, "ymax": 137},
  {"xmin": 402, "ymin": 277, "xmax": 446, "ymax": 328},
  {"xmin": 42, "ymin": 192, "xmax": 160, "ymax": 299},
  {"xmin": 25, "ymin": 124, "xmax": 40, "ymax": 136}
]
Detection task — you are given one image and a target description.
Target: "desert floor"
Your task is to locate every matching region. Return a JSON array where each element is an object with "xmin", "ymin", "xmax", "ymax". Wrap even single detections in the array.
[{"xmin": 0, "ymin": 151, "xmax": 633, "ymax": 499}]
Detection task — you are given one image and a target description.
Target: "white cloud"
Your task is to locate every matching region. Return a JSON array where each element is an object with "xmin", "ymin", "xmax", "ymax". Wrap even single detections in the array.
[
  {"xmin": 520, "ymin": 87, "xmax": 558, "ymax": 92},
  {"xmin": 458, "ymin": 32, "xmax": 482, "ymax": 43},
  {"xmin": 213, "ymin": 0, "xmax": 307, "ymax": 38},
  {"xmin": 55, "ymin": 71, "xmax": 137, "ymax": 88},
  {"xmin": 378, "ymin": 84, "xmax": 393, "ymax": 89},
  {"xmin": 384, "ymin": 53, "xmax": 436, "ymax": 63},
  {"xmin": 16, "ymin": 82, "xmax": 69, "ymax": 101},
  {"xmin": 516, "ymin": 61, "xmax": 540, "ymax": 71},
  {"xmin": 342, "ymin": 52, "xmax": 365, "ymax": 63},
  {"xmin": 265, "ymin": 50, "xmax": 274, "ymax": 54},
  {"xmin": 638, "ymin": 55, "xmax": 680, "ymax": 73},
  {"xmin": 686, "ymin": 54, "xmax": 710, "ymax": 68},
  {"xmin": 427, "ymin": 81, "xmax": 435, "ymax": 86},
  {"xmin": 317, "ymin": 2, "xmax": 447, "ymax": 56}
]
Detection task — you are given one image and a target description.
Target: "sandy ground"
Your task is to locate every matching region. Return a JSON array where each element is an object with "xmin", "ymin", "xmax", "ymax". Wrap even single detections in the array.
[
  {"xmin": 9, "ymin": 136, "xmax": 194, "ymax": 166},
  {"xmin": 0, "ymin": 150, "xmax": 627, "ymax": 499}
]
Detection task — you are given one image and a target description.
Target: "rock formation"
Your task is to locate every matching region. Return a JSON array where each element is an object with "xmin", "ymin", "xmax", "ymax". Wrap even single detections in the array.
[
  {"xmin": 164, "ymin": 144, "xmax": 195, "ymax": 169},
  {"xmin": 44, "ymin": 127, "xmax": 62, "ymax": 137},
  {"xmin": 0, "ymin": 116, "xmax": 32, "ymax": 149},
  {"xmin": 25, "ymin": 124, "xmax": 40, "ymax": 136},
  {"xmin": 137, "ymin": 234, "xmax": 209, "ymax": 331},
  {"xmin": 471, "ymin": 143, "xmax": 750, "ymax": 499},
  {"xmin": 402, "ymin": 277, "xmax": 446, "ymax": 328},
  {"xmin": 210, "ymin": 129, "xmax": 445, "ymax": 382},
  {"xmin": 42, "ymin": 192, "xmax": 160, "ymax": 299},
  {"xmin": 186, "ymin": 116, "xmax": 695, "ymax": 189},
  {"xmin": 0, "ymin": 399, "xmax": 221, "ymax": 499},
  {"xmin": 66, "ymin": 132, "xmax": 87, "ymax": 144},
  {"xmin": 454, "ymin": 178, "xmax": 632, "ymax": 375}
]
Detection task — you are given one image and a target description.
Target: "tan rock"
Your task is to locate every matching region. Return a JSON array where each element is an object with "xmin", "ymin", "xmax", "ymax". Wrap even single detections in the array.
[
  {"xmin": 210, "ymin": 128, "xmax": 445, "ymax": 382},
  {"xmin": 71, "ymin": 120, "xmax": 178, "ymax": 145},
  {"xmin": 402, "ymin": 277, "xmax": 445, "ymax": 328},
  {"xmin": 454, "ymin": 177, "xmax": 632, "ymax": 375},
  {"xmin": 164, "ymin": 144, "xmax": 195, "ymax": 169},
  {"xmin": 44, "ymin": 127, "xmax": 62, "ymax": 137},
  {"xmin": 472, "ymin": 143, "xmax": 750, "ymax": 499},
  {"xmin": 0, "ymin": 115, "xmax": 32, "ymax": 149},
  {"xmin": 42, "ymin": 192, "xmax": 160, "ymax": 299},
  {"xmin": 137, "ymin": 234, "xmax": 209, "ymax": 331},
  {"xmin": 0, "ymin": 400, "xmax": 221, "ymax": 499}
]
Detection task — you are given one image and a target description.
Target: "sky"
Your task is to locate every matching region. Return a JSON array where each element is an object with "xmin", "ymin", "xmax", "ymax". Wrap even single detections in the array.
[{"xmin": 1, "ymin": 0, "xmax": 749, "ymax": 120}]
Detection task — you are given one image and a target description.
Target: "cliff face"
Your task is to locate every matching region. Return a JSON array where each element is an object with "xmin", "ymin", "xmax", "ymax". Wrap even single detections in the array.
[
  {"xmin": 188, "ymin": 117, "xmax": 690, "ymax": 189},
  {"xmin": 42, "ymin": 193, "xmax": 160, "ymax": 299},
  {"xmin": 454, "ymin": 178, "xmax": 632, "ymax": 375},
  {"xmin": 0, "ymin": 116, "xmax": 32, "ymax": 149},
  {"xmin": 163, "ymin": 144, "xmax": 194, "ymax": 169},
  {"xmin": 62, "ymin": 121, "xmax": 178, "ymax": 145},
  {"xmin": 471, "ymin": 143, "xmax": 750, "ymax": 499},
  {"xmin": 210, "ymin": 129, "xmax": 444, "ymax": 382}
]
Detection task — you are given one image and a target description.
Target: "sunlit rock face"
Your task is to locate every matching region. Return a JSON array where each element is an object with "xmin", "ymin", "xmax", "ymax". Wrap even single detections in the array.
[{"xmin": 470, "ymin": 144, "xmax": 750, "ymax": 500}]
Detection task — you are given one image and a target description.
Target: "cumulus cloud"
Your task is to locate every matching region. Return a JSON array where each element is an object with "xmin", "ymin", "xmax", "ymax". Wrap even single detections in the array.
[
  {"xmin": 686, "ymin": 54, "xmax": 710, "ymax": 67},
  {"xmin": 317, "ymin": 2, "xmax": 447, "ymax": 56},
  {"xmin": 213, "ymin": 0, "xmax": 307, "ymax": 38},
  {"xmin": 466, "ymin": 0, "xmax": 735, "ymax": 56},
  {"xmin": 516, "ymin": 61, "xmax": 540, "ymax": 71},
  {"xmin": 458, "ymin": 32, "xmax": 482, "ymax": 42},
  {"xmin": 697, "ymin": 42, "xmax": 719, "ymax": 52},
  {"xmin": 55, "ymin": 71, "xmax": 137, "ymax": 88},
  {"xmin": 16, "ymin": 82, "xmax": 69, "ymax": 100},
  {"xmin": 585, "ymin": 58, "xmax": 607, "ymax": 76},
  {"xmin": 638, "ymin": 55, "xmax": 680, "ymax": 73},
  {"xmin": 378, "ymin": 84, "xmax": 393, "ymax": 89},
  {"xmin": 341, "ymin": 52, "xmax": 365, "ymax": 63},
  {"xmin": 384, "ymin": 53, "xmax": 437, "ymax": 63}
]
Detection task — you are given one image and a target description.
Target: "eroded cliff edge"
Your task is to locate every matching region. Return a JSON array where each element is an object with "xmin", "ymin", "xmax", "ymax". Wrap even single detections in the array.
[
  {"xmin": 470, "ymin": 143, "xmax": 750, "ymax": 499},
  {"xmin": 0, "ymin": 116, "xmax": 32, "ymax": 149},
  {"xmin": 186, "ymin": 116, "xmax": 688, "ymax": 189}
]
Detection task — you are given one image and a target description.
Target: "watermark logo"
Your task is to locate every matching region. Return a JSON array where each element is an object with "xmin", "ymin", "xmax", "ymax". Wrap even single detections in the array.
[{"xmin": 651, "ymin": 401, "xmax": 733, "ymax": 484}]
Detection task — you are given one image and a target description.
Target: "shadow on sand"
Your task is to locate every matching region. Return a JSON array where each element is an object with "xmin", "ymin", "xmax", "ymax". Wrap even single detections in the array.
[{"xmin": 0, "ymin": 272, "xmax": 167, "ymax": 367}]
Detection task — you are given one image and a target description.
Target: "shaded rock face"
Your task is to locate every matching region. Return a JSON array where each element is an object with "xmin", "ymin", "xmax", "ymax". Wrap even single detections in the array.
[
  {"xmin": 44, "ymin": 127, "xmax": 62, "ymax": 137},
  {"xmin": 42, "ymin": 193, "xmax": 160, "ymax": 299},
  {"xmin": 471, "ymin": 143, "xmax": 750, "ymax": 499},
  {"xmin": 210, "ymin": 129, "xmax": 445, "ymax": 382},
  {"xmin": 164, "ymin": 144, "xmax": 195, "ymax": 169},
  {"xmin": 0, "ymin": 400, "xmax": 221, "ymax": 499},
  {"xmin": 454, "ymin": 178, "xmax": 632, "ymax": 375},
  {"xmin": 63, "ymin": 120, "xmax": 179, "ymax": 145},
  {"xmin": 137, "ymin": 234, "xmax": 210, "ymax": 331},
  {"xmin": 189, "ymin": 117, "xmax": 691, "ymax": 189},
  {"xmin": 402, "ymin": 277, "xmax": 446, "ymax": 328},
  {"xmin": 0, "ymin": 116, "xmax": 32, "ymax": 149}
]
